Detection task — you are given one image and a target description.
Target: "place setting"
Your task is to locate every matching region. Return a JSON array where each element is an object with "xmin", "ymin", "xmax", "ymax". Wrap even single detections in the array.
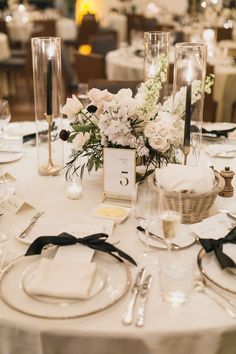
[{"xmin": 0, "ymin": 221, "xmax": 136, "ymax": 319}]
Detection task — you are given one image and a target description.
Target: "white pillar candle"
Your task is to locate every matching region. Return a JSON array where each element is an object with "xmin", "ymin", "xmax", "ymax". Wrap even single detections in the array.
[{"xmin": 67, "ymin": 181, "xmax": 82, "ymax": 199}]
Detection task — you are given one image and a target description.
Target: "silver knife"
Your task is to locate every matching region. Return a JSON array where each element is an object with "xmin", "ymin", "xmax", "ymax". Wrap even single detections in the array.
[
  {"xmin": 136, "ymin": 274, "xmax": 152, "ymax": 327},
  {"xmin": 19, "ymin": 211, "xmax": 44, "ymax": 238},
  {"xmin": 137, "ymin": 226, "xmax": 181, "ymax": 249},
  {"xmin": 122, "ymin": 267, "xmax": 146, "ymax": 325}
]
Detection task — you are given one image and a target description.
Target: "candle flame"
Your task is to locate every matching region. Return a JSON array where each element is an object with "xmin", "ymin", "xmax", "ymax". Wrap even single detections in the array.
[
  {"xmin": 47, "ymin": 45, "xmax": 55, "ymax": 59},
  {"xmin": 186, "ymin": 64, "xmax": 193, "ymax": 84}
]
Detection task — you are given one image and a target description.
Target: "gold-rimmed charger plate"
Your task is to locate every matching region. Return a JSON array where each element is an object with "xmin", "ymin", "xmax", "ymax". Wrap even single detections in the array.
[
  {"xmin": 197, "ymin": 246, "xmax": 236, "ymax": 296},
  {"xmin": 0, "ymin": 253, "xmax": 131, "ymax": 319}
]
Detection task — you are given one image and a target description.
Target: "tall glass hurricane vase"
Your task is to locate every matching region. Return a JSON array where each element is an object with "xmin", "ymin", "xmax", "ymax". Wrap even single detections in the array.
[
  {"xmin": 143, "ymin": 31, "xmax": 170, "ymax": 104},
  {"xmin": 31, "ymin": 37, "xmax": 63, "ymax": 176},
  {"xmin": 173, "ymin": 42, "xmax": 207, "ymax": 166}
]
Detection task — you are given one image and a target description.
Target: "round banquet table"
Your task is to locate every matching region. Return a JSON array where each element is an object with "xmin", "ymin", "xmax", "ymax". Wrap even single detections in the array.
[
  {"xmin": 1, "ymin": 125, "xmax": 236, "ymax": 354},
  {"xmin": 106, "ymin": 47, "xmax": 236, "ymax": 122}
]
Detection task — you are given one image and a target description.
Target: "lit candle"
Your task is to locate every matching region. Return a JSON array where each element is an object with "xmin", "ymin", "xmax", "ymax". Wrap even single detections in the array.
[
  {"xmin": 46, "ymin": 45, "xmax": 54, "ymax": 115},
  {"xmin": 183, "ymin": 64, "xmax": 193, "ymax": 149},
  {"xmin": 67, "ymin": 180, "xmax": 82, "ymax": 199}
]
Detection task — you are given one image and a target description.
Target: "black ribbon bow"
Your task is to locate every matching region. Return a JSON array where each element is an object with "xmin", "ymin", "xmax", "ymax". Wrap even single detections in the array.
[
  {"xmin": 25, "ymin": 232, "xmax": 137, "ymax": 266},
  {"xmin": 191, "ymin": 125, "xmax": 236, "ymax": 138},
  {"xmin": 199, "ymin": 226, "xmax": 236, "ymax": 269}
]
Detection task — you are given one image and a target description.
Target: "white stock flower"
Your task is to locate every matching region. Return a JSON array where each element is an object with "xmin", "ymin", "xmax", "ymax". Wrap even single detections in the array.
[
  {"xmin": 73, "ymin": 132, "xmax": 90, "ymax": 151},
  {"xmin": 61, "ymin": 95, "xmax": 83, "ymax": 121}
]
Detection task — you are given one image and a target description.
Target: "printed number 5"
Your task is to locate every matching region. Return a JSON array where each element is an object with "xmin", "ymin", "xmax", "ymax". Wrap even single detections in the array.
[{"xmin": 120, "ymin": 171, "xmax": 129, "ymax": 186}]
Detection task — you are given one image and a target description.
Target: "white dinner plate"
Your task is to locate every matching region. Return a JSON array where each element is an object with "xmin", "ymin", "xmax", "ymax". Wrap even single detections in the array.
[
  {"xmin": 0, "ymin": 151, "xmax": 22, "ymax": 163},
  {"xmin": 198, "ymin": 244, "xmax": 236, "ymax": 295},
  {"xmin": 205, "ymin": 144, "xmax": 236, "ymax": 158},
  {"xmin": 137, "ymin": 222, "xmax": 196, "ymax": 250},
  {"xmin": 6, "ymin": 121, "xmax": 48, "ymax": 137},
  {"xmin": 0, "ymin": 253, "xmax": 131, "ymax": 319}
]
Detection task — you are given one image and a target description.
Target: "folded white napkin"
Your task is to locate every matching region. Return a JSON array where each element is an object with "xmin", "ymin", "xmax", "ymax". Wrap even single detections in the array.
[
  {"xmin": 28, "ymin": 258, "xmax": 97, "ymax": 299},
  {"xmin": 155, "ymin": 164, "xmax": 215, "ymax": 193}
]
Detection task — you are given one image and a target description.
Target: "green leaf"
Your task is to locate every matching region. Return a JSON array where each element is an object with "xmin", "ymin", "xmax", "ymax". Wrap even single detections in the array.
[
  {"xmin": 87, "ymin": 158, "xmax": 94, "ymax": 172},
  {"xmin": 73, "ymin": 124, "xmax": 94, "ymax": 133}
]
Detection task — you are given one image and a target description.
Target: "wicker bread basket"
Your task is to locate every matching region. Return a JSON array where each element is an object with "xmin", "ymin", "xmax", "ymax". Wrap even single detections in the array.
[{"xmin": 148, "ymin": 171, "xmax": 225, "ymax": 224}]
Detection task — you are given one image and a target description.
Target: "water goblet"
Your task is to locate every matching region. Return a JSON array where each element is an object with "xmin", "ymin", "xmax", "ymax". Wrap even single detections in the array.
[
  {"xmin": 133, "ymin": 179, "xmax": 159, "ymax": 265},
  {"xmin": 0, "ymin": 99, "xmax": 11, "ymax": 146},
  {"xmin": 76, "ymin": 83, "xmax": 90, "ymax": 106}
]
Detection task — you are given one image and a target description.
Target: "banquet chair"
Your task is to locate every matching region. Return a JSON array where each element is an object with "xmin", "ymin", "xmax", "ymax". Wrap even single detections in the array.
[
  {"xmin": 0, "ymin": 19, "xmax": 7, "ymax": 34},
  {"xmin": 216, "ymin": 27, "xmax": 233, "ymax": 41},
  {"xmin": 33, "ymin": 20, "xmax": 56, "ymax": 37},
  {"xmin": 127, "ymin": 14, "xmax": 144, "ymax": 43},
  {"xmin": 142, "ymin": 17, "xmax": 158, "ymax": 32},
  {"xmin": 89, "ymin": 31, "xmax": 117, "ymax": 57},
  {"xmin": 74, "ymin": 53, "xmax": 106, "ymax": 83},
  {"xmin": 78, "ymin": 14, "xmax": 99, "ymax": 46},
  {"xmin": 88, "ymin": 79, "xmax": 141, "ymax": 95}
]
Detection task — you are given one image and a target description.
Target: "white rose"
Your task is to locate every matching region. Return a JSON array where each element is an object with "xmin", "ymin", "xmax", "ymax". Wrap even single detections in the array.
[
  {"xmin": 149, "ymin": 136, "xmax": 170, "ymax": 152},
  {"xmin": 61, "ymin": 95, "xmax": 83, "ymax": 121},
  {"xmin": 73, "ymin": 132, "xmax": 90, "ymax": 151},
  {"xmin": 144, "ymin": 122, "xmax": 159, "ymax": 138}
]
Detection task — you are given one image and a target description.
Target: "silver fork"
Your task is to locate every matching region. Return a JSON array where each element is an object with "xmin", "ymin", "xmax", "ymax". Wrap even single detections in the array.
[
  {"xmin": 19, "ymin": 211, "xmax": 44, "ymax": 238},
  {"xmin": 195, "ymin": 277, "xmax": 236, "ymax": 319}
]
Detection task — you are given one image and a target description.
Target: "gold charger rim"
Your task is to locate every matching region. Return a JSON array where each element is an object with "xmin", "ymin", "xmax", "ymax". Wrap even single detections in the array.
[
  {"xmin": 0, "ymin": 255, "xmax": 132, "ymax": 320},
  {"xmin": 197, "ymin": 247, "xmax": 236, "ymax": 296}
]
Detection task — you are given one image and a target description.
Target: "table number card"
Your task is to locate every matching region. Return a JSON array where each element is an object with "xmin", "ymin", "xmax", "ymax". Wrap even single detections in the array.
[{"xmin": 103, "ymin": 148, "xmax": 136, "ymax": 204}]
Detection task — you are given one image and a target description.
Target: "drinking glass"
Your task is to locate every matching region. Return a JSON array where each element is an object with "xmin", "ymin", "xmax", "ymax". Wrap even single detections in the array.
[
  {"xmin": 134, "ymin": 180, "xmax": 159, "ymax": 264},
  {"xmin": 76, "ymin": 83, "xmax": 90, "ymax": 106},
  {"xmin": 158, "ymin": 249, "xmax": 194, "ymax": 305},
  {"xmin": 0, "ymin": 100, "xmax": 11, "ymax": 145}
]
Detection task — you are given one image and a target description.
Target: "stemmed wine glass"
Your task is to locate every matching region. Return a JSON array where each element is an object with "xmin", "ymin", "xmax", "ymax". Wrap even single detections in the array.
[
  {"xmin": 134, "ymin": 179, "xmax": 159, "ymax": 264},
  {"xmin": 0, "ymin": 100, "xmax": 11, "ymax": 146},
  {"xmin": 159, "ymin": 190, "xmax": 181, "ymax": 252}
]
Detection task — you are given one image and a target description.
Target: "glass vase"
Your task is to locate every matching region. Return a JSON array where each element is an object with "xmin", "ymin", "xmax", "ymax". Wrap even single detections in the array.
[
  {"xmin": 143, "ymin": 31, "xmax": 170, "ymax": 104},
  {"xmin": 31, "ymin": 37, "xmax": 63, "ymax": 176},
  {"xmin": 173, "ymin": 42, "xmax": 207, "ymax": 166}
]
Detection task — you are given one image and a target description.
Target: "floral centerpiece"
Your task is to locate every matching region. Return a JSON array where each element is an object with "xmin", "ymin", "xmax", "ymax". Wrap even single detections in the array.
[{"xmin": 60, "ymin": 58, "xmax": 214, "ymax": 180}]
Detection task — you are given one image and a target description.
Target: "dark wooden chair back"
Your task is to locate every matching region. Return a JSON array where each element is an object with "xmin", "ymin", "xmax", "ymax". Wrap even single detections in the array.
[
  {"xmin": 216, "ymin": 27, "xmax": 233, "ymax": 41},
  {"xmin": 127, "ymin": 14, "xmax": 144, "ymax": 43},
  {"xmin": 78, "ymin": 14, "xmax": 99, "ymax": 45},
  {"xmin": 89, "ymin": 31, "xmax": 117, "ymax": 56},
  {"xmin": 75, "ymin": 52, "xmax": 106, "ymax": 82},
  {"xmin": 0, "ymin": 19, "xmax": 7, "ymax": 34},
  {"xmin": 33, "ymin": 20, "xmax": 56, "ymax": 37}
]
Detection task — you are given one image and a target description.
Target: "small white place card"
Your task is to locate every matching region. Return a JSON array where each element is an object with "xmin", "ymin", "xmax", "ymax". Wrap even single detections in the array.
[
  {"xmin": 103, "ymin": 148, "xmax": 136, "ymax": 204},
  {"xmin": 54, "ymin": 224, "xmax": 105, "ymax": 263},
  {"xmin": 0, "ymin": 194, "xmax": 35, "ymax": 215},
  {"xmin": 191, "ymin": 213, "xmax": 231, "ymax": 240}
]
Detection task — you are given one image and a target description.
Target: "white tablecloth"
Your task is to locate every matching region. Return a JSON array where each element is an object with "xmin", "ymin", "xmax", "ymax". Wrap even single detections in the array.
[
  {"xmin": 106, "ymin": 47, "xmax": 236, "ymax": 122},
  {"xmin": 1, "ymin": 130, "xmax": 236, "ymax": 354}
]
